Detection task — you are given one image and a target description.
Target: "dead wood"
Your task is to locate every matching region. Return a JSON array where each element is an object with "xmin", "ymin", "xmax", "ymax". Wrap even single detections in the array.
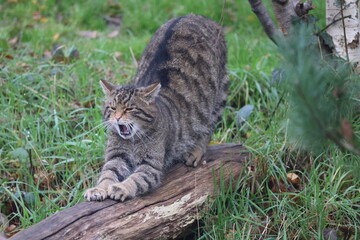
[
  {"xmin": 10, "ymin": 143, "xmax": 249, "ymax": 240},
  {"xmin": 248, "ymin": 0, "xmax": 280, "ymax": 43}
]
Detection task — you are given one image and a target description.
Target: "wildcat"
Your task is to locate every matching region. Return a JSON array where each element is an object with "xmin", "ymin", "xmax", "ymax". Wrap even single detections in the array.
[{"xmin": 84, "ymin": 14, "xmax": 228, "ymax": 202}]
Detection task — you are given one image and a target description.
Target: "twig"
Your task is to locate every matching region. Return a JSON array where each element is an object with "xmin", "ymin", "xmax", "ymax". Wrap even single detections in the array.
[
  {"xmin": 340, "ymin": 0, "xmax": 349, "ymax": 61},
  {"xmin": 248, "ymin": 0, "xmax": 281, "ymax": 44},
  {"xmin": 317, "ymin": 15, "xmax": 351, "ymax": 34}
]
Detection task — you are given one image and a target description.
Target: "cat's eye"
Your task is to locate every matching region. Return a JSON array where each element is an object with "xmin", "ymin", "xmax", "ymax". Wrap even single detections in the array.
[
  {"xmin": 125, "ymin": 108, "xmax": 134, "ymax": 112},
  {"xmin": 109, "ymin": 107, "xmax": 116, "ymax": 111}
]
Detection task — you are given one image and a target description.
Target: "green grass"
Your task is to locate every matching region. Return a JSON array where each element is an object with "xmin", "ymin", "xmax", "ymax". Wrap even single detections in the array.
[{"xmin": 0, "ymin": 0, "xmax": 359, "ymax": 239}]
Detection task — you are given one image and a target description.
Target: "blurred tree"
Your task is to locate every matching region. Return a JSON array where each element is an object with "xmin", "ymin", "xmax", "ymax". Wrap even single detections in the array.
[{"xmin": 247, "ymin": 0, "xmax": 360, "ymax": 157}]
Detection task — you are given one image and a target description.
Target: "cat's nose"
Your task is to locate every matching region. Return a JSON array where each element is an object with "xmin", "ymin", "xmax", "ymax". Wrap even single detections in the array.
[{"xmin": 114, "ymin": 113, "xmax": 123, "ymax": 121}]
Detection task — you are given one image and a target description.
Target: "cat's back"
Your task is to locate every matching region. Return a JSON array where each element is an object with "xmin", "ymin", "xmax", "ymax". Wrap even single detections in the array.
[
  {"xmin": 135, "ymin": 14, "xmax": 227, "ymax": 115},
  {"xmin": 134, "ymin": 14, "xmax": 227, "ymax": 90},
  {"xmin": 134, "ymin": 14, "xmax": 228, "ymax": 163}
]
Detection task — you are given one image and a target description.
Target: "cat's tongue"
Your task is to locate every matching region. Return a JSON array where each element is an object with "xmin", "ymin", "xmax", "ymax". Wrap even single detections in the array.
[{"xmin": 119, "ymin": 124, "xmax": 130, "ymax": 135}]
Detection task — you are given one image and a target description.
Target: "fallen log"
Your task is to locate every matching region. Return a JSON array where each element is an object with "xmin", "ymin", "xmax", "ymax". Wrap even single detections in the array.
[{"xmin": 11, "ymin": 143, "xmax": 249, "ymax": 240}]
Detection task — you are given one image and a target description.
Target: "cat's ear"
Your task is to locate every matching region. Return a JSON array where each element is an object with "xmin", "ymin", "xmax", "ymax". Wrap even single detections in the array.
[
  {"xmin": 139, "ymin": 83, "xmax": 161, "ymax": 104},
  {"xmin": 99, "ymin": 80, "xmax": 116, "ymax": 95}
]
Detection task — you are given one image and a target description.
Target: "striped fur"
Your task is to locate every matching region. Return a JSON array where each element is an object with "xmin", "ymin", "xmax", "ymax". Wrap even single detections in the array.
[{"xmin": 84, "ymin": 14, "xmax": 228, "ymax": 202}]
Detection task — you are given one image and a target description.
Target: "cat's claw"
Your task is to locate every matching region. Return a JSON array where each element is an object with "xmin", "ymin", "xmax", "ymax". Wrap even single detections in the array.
[
  {"xmin": 107, "ymin": 184, "xmax": 133, "ymax": 202},
  {"xmin": 185, "ymin": 148, "xmax": 205, "ymax": 167},
  {"xmin": 84, "ymin": 187, "xmax": 108, "ymax": 201}
]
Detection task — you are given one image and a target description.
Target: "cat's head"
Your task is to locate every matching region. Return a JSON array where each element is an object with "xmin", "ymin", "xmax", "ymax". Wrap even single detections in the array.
[{"xmin": 100, "ymin": 80, "xmax": 161, "ymax": 140}]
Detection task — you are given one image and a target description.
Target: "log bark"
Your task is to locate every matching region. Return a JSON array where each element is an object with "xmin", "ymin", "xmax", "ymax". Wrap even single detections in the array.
[{"xmin": 10, "ymin": 143, "xmax": 249, "ymax": 240}]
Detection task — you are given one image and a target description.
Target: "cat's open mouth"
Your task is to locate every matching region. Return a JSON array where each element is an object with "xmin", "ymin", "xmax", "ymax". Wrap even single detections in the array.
[{"xmin": 119, "ymin": 124, "xmax": 132, "ymax": 136}]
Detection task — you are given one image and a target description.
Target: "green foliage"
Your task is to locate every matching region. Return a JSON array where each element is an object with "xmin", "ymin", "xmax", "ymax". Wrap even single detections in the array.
[{"xmin": 275, "ymin": 23, "xmax": 360, "ymax": 175}]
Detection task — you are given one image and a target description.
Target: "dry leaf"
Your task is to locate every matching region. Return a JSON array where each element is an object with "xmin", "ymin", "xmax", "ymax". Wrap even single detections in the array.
[
  {"xmin": 287, "ymin": 172, "xmax": 300, "ymax": 185},
  {"xmin": 16, "ymin": 62, "xmax": 30, "ymax": 69},
  {"xmin": 4, "ymin": 55, "xmax": 14, "ymax": 60},
  {"xmin": 53, "ymin": 33, "xmax": 60, "ymax": 41},
  {"xmin": 269, "ymin": 177, "xmax": 287, "ymax": 193},
  {"xmin": 8, "ymin": 37, "xmax": 18, "ymax": 46},
  {"xmin": 43, "ymin": 50, "xmax": 52, "ymax": 58},
  {"xmin": 102, "ymin": 14, "xmax": 122, "ymax": 26},
  {"xmin": 34, "ymin": 171, "xmax": 56, "ymax": 188},
  {"xmin": 32, "ymin": 11, "xmax": 41, "ymax": 20},
  {"xmin": 341, "ymin": 118, "xmax": 353, "ymax": 143},
  {"xmin": 84, "ymin": 100, "xmax": 96, "ymax": 108},
  {"xmin": 40, "ymin": 17, "xmax": 48, "ymax": 23},
  {"xmin": 107, "ymin": 29, "xmax": 119, "ymax": 38},
  {"xmin": 78, "ymin": 31, "xmax": 99, "ymax": 39},
  {"xmin": 4, "ymin": 225, "xmax": 15, "ymax": 232},
  {"xmin": 4, "ymin": 224, "xmax": 19, "ymax": 238},
  {"xmin": 113, "ymin": 51, "xmax": 122, "ymax": 59}
]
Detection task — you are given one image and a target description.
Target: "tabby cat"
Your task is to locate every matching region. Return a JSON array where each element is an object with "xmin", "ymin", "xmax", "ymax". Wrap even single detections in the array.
[{"xmin": 84, "ymin": 14, "xmax": 228, "ymax": 202}]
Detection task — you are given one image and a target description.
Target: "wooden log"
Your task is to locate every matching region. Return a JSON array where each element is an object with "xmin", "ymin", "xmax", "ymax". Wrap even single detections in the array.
[{"xmin": 11, "ymin": 143, "xmax": 249, "ymax": 240}]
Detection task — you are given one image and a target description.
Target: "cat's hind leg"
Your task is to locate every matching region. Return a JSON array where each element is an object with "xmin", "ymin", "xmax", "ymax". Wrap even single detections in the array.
[
  {"xmin": 185, "ymin": 147, "xmax": 206, "ymax": 167},
  {"xmin": 185, "ymin": 139, "xmax": 210, "ymax": 167},
  {"xmin": 184, "ymin": 132, "xmax": 212, "ymax": 167}
]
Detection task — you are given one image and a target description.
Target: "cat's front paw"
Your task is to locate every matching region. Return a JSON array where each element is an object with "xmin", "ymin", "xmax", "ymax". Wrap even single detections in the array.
[
  {"xmin": 84, "ymin": 187, "xmax": 108, "ymax": 201},
  {"xmin": 107, "ymin": 183, "xmax": 134, "ymax": 202}
]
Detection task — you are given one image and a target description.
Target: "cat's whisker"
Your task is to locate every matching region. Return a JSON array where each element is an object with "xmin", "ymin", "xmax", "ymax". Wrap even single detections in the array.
[
  {"xmin": 128, "ymin": 122, "xmax": 151, "ymax": 147},
  {"xmin": 102, "ymin": 121, "xmax": 112, "ymax": 130},
  {"xmin": 130, "ymin": 122, "xmax": 154, "ymax": 142}
]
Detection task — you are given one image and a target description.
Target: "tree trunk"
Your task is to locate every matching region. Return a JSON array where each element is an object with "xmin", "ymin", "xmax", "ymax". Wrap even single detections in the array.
[
  {"xmin": 326, "ymin": 0, "xmax": 360, "ymax": 73},
  {"xmin": 10, "ymin": 143, "xmax": 249, "ymax": 240},
  {"xmin": 271, "ymin": 0, "xmax": 314, "ymax": 35}
]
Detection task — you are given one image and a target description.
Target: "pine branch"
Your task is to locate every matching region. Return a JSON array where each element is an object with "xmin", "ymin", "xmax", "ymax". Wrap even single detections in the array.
[
  {"xmin": 296, "ymin": 81, "xmax": 360, "ymax": 156},
  {"xmin": 327, "ymin": 134, "xmax": 360, "ymax": 156}
]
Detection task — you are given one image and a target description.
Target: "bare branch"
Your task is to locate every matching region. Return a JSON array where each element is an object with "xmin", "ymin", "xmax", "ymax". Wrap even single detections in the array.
[{"xmin": 248, "ymin": 0, "xmax": 281, "ymax": 44}]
